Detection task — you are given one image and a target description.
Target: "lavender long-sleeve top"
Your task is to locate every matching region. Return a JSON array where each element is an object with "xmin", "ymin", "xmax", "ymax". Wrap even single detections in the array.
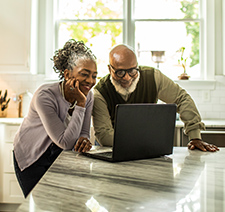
[{"xmin": 14, "ymin": 82, "xmax": 93, "ymax": 171}]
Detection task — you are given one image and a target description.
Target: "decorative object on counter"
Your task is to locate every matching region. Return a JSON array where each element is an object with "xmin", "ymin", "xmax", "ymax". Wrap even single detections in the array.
[
  {"xmin": 18, "ymin": 95, "xmax": 23, "ymax": 118},
  {"xmin": 136, "ymin": 43, "xmax": 166, "ymax": 69},
  {"xmin": 177, "ymin": 47, "xmax": 190, "ymax": 80},
  {"xmin": 17, "ymin": 90, "xmax": 33, "ymax": 118},
  {"xmin": 0, "ymin": 90, "xmax": 11, "ymax": 117},
  {"xmin": 151, "ymin": 50, "xmax": 165, "ymax": 69}
]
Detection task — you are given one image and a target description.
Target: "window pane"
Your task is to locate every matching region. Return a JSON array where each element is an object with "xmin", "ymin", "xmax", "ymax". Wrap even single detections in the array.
[
  {"xmin": 135, "ymin": 21, "xmax": 200, "ymax": 80},
  {"xmin": 134, "ymin": 0, "xmax": 199, "ymax": 19},
  {"xmin": 58, "ymin": 0, "xmax": 123, "ymax": 19},
  {"xmin": 58, "ymin": 22, "xmax": 123, "ymax": 77}
]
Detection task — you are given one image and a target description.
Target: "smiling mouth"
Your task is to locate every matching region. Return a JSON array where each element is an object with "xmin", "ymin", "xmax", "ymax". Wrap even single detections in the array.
[{"xmin": 81, "ymin": 84, "xmax": 92, "ymax": 91}]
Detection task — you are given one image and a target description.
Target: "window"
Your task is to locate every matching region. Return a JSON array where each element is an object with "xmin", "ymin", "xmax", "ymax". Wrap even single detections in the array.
[
  {"xmin": 56, "ymin": 0, "xmax": 123, "ymax": 78},
  {"xmin": 134, "ymin": 0, "xmax": 200, "ymax": 80},
  {"xmin": 50, "ymin": 0, "xmax": 214, "ymax": 81}
]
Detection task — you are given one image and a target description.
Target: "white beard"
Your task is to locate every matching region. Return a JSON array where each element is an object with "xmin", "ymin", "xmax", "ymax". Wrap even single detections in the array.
[{"xmin": 110, "ymin": 72, "xmax": 140, "ymax": 101}]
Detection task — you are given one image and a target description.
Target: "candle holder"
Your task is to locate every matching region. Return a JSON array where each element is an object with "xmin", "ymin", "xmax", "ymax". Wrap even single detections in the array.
[{"xmin": 151, "ymin": 51, "xmax": 165, "ymax": 69}]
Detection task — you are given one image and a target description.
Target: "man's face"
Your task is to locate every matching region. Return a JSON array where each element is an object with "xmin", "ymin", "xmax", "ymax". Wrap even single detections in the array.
[{"xmin": 109, "ymin": 52, "xmax": 138, "ymax": 88}]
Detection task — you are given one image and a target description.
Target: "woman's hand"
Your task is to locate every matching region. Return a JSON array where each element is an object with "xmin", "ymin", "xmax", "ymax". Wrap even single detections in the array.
[
  {"xmin": 64, "ymin": 78, "xmax": 86, "ymax": 107},
  {"xmin": 74, "ymin": 137, "xmax": 92, "ymax": 153}
]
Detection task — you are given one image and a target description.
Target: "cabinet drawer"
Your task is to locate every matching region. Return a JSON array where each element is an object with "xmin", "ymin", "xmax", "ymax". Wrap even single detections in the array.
[
  {"xmin": 181, "ymin": 127, "xmax": 225, "ymax": 147},
  {"xmin": 3, "ymin": 124, "xmax": 20, "ymax": 143},
  {"xmin": 3, "ymin": 174, "xmax": 24, "ymax": 203},
  {"xmin": 3, "ymin": 143, "xmax": 14, "ymax": 173}
]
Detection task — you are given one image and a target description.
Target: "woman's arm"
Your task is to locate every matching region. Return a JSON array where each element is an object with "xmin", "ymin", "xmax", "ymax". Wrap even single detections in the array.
[
  {"xmin": 79, "ymin": 91, "xmax": 94, "ymax": 139},
  {"xmin": 35, "ymin": 89, "xmax": 86, "ymax": 150}
]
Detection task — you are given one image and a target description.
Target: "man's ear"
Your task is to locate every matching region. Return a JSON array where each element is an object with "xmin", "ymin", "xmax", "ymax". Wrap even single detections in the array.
[
  {"xmin": 64, "ymin": 69, "xmax": 70, "ymax": 80},
  {"xmin": 108, "ymin": 65, "xmax": 112, "ymax": 74}
]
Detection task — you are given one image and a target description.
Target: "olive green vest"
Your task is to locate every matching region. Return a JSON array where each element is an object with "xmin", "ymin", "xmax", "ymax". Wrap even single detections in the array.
[{"xmin": 95, "ymin": 66, "xmax": 157, "ymax": 126}]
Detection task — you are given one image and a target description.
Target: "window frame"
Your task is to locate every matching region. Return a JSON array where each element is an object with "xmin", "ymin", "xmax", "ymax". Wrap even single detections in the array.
[
  {"xmin": 123, "ymin": 0, "xmax": 215, "ymax": 83},
  {"xmin": 42, "ymin": 0, "xmax": 216, "ymax": 88}
]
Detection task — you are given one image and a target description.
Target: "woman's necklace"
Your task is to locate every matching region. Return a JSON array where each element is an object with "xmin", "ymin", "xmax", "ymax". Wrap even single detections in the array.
[{"xmin": 61, "ymin": 81, "xmax": 77, "ymax": 110}]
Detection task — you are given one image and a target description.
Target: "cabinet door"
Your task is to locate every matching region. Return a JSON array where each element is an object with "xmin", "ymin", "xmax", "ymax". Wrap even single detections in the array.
[
  {"xmin": 3, "ymin": 174, "xmax": 24, "ymax": 203},
  {"xmin": 0, "ymin": 0, "xmax": 31, "ymax": 73},
  {"xmin": 0, "ymin": 123, "xmax": 23, "ymax": 203},
  {"xmin": 3, "ymin": 143, "xmax": 14, "ymax": 173},
  {"xmin": 4, "ymin": 124, "xmax": 20, "ymax": 143}
]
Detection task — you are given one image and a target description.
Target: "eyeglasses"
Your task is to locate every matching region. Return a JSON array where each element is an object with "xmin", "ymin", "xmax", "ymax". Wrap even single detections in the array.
[{"xmin": 109, "ymin": 64, "xmax": 139, "ymax": 78}]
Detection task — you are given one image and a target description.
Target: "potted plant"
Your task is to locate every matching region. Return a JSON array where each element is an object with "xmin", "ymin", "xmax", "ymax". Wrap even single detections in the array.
[{"xmin": 177, "ymin": 47, "xmax": 190, "ymax": 80}]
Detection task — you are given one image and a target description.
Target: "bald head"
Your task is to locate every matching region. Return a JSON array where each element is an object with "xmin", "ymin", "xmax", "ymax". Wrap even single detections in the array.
[{"xmin": 109, "ymin": 45, "xmax": 137, "ymax": 69}]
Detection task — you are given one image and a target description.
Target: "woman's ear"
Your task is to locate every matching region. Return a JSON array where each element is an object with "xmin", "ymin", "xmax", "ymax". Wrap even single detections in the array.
[{"xmin": 64, "ymin": 69, "xmax": 70, "ymax": 80}]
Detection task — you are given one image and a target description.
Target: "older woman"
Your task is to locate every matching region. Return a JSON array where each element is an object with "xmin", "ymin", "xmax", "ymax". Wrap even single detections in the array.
[{"xmin": 13, "ymin": 39, "xmax": 97, "ymax": 198}]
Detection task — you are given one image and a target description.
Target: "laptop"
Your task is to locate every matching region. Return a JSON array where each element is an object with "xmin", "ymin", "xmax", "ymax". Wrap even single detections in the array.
[{"xmin": 83, "ymin": 103, "xmax": 177, "ymax": 162}]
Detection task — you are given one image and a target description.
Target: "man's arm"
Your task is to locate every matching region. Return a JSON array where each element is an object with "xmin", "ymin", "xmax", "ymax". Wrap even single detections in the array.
[
  {"xmin": 154, "ymin": 69, "xmax": 204, "ymax": 140},
  {"xmin": 92, "ymin": 89, "xmax": 114, "ymax": 146},
  {"xmin": 154, "ymin": 69, "xmax": 219, "ymax": 151}
]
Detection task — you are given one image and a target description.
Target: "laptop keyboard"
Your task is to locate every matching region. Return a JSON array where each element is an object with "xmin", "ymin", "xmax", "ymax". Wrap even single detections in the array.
[{"xmin": 95, "ymin": 151, "xmax": 112, "ymax": 158}]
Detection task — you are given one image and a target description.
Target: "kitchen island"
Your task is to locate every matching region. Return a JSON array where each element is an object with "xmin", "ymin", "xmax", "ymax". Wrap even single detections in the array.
[{"xmin": 16, "ymin": 147, "xmax": 225, "ymax": 212}]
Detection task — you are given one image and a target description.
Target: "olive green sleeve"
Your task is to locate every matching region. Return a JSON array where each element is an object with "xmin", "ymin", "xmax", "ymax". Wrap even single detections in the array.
[
  {"xmin": 92, "ymin": 89, "xmax": 114, "ymax": 146},
  {"xmin": 154, "ymin": 69, "xmax": 205, "ymax": 140}
]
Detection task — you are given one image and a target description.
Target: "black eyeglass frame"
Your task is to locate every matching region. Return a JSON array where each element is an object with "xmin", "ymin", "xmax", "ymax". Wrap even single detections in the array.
[{"xmin": 109, "ymin": 64, "xmax": 139, "ymax": 78}]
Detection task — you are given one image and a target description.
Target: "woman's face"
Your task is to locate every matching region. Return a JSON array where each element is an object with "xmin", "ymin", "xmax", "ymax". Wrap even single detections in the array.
[{"xmin": 65, "ymin": 59, "xmax": 97, "ymax": 96}]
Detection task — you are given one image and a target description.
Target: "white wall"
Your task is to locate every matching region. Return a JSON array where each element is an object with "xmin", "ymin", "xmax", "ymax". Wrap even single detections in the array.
[
  {"xmin": 0, "ymin": 0, "xmax": 224, "ymax": 119},
  {"xmin": 185, "ymin": 76, "xmax": 225, "ymax": 120}
]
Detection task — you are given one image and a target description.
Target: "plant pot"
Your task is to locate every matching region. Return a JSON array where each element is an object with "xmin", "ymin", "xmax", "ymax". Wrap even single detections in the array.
[
  {"xmin": 0, "ymin": 109, "xmax": 7, "ymax": 117},
  {"xmin": 178, "ymin": 73, "xmax": 190, "ymax": 80}
]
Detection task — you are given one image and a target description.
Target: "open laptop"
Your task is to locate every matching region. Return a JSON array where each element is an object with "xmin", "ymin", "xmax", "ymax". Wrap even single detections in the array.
[{"xmin": 83, "ymin": 103, "xmax": 177, "ymax": 162}]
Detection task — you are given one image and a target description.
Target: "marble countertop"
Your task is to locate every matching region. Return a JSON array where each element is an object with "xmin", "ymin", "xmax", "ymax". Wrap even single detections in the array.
[
  {"xmin": 0, "ymin": 118, "xmax": 24, "ymax": 124},
  {"xmin": 175, "ymin": 119, "xmax": 225, "ymax": 128},
  {"xmin": 17, "ymin": 147, "xmax": 225, "ymax": 212},
  {"xmin": 1, "ymin": 118, "xmax": 225, "ymax": 128}
]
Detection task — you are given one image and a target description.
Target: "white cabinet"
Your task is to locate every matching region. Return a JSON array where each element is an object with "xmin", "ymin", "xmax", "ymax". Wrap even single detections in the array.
[
  {"xmin": 0, "ymin": 123, "xmax": 24, "ymax": 203},
  {"xmin": 223, "ymin": 0, "xmax": 225, "ymax": 75},
  {"xmin": 0, "ymin": 0, "xmax": 31, "ymax": 73}
]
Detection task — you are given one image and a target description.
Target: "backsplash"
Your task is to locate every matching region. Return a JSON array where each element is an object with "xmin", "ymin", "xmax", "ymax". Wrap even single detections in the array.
[
  {"xmin": 0, "ymin": 73, "xmax": 46, "ymax": 118},
  {"xmin": 0, "ymin": 73, "xmax": 225, "ymax": 119},
  {"xmin": 189, "ymin": 76, "xmax": 225, "ymax": 120}
]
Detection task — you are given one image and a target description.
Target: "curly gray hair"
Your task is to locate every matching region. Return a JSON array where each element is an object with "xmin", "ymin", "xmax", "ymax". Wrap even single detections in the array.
[{"xmin": 52, "ymin": 39, "xmax": 97, "ymax": 79}]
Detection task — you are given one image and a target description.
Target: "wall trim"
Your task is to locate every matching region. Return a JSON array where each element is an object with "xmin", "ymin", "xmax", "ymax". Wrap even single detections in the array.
[{"xmin": 174, "ymin": 79, "xmax": 216, "ymax": 90}]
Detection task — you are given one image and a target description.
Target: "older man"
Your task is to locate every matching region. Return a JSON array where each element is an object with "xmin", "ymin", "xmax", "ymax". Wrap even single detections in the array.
[{"xmin": 92, "ymin": 44, "xmax": 219, "ymax": 152}]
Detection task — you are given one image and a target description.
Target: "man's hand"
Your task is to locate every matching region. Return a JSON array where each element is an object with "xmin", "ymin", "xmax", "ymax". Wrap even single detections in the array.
[
  {"xmin": 74, "ymin": 137, "xmax": 92, "ymax": 153},
  {"xmin": 188, "ymin": 139, "xmax": 219, "ymax": 152}
]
